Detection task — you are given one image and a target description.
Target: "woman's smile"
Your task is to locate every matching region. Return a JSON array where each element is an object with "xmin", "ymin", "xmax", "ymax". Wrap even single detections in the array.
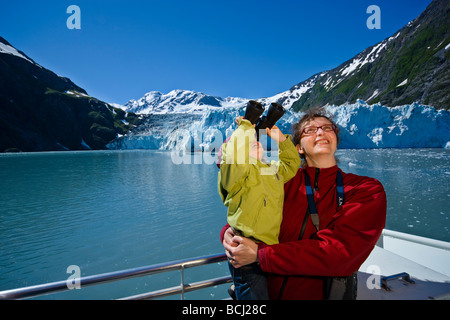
[{"xmin": 314, "ymin": 139, "xmax": 330, "ymax": 145}]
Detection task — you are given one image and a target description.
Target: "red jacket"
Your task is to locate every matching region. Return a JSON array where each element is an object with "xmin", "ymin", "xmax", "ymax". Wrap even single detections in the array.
[{"xmin": 221, "ymin": 165, "xmax": 386, "ymax": 300}]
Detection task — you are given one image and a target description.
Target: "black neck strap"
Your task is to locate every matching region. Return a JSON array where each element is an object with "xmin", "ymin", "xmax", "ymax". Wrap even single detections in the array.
[{"xmin": 304, "ymin": 169, "xmax": 344, "ymax": 231}]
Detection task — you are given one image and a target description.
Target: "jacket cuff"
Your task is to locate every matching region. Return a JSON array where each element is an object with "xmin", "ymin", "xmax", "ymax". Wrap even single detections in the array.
[
  {"xmin": 257, "ymin": 242, "xmax": 270, "ymax": 271},
  {"xmin": 219, "ymin": 224, "xmax": 230, "ymax": 243},
  {"xmin": 279, "ymin": 134, "xmax": 292, "ymax": 147}
]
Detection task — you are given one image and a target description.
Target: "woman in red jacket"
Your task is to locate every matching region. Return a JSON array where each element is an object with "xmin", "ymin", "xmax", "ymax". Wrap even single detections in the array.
[{"xmin": 222, "ymin": 109, "xmax": 387, "ymax": 300}]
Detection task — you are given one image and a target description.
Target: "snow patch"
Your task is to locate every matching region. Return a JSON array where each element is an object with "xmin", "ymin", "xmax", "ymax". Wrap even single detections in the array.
[
  {"xmin": 397, "ymin": 79, "xmax": 408, "ymax": 87},
  {"xmin": 367, "ymin": 89, "xmax": 380, "ymax": 102},
  {"xmin": 339, "ymin": 41, "xmax": 387, "ymax": 78},
  {"xmin": 65, "ymin": 90, "xmax": 90, "ymax": 98},
  {"xmin": 0, "ymin": 42, "xmax": 40, "ymax": 67}
]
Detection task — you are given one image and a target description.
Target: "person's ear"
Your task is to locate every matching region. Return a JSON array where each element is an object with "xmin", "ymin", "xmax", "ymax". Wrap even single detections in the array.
[{"xmin": 296, "ymin": 144, "xmax": 304, "ymax": 155}]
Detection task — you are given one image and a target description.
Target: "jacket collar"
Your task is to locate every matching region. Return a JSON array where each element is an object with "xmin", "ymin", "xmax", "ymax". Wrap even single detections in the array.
[{"xmin": 304, "ymin": 165, "xmax": 339, "ymax": 185}]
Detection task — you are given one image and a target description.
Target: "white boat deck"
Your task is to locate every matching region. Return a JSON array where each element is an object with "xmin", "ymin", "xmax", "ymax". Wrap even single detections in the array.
[{"xmin": 358, "ymin": 230, "xmax": 450, "ymax": 300}]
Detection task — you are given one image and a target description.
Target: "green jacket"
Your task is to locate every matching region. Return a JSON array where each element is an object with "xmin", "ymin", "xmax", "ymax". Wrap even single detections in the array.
[{"xmin": 218, "ymin": 119, "xmax": 301, "ymax": 245}]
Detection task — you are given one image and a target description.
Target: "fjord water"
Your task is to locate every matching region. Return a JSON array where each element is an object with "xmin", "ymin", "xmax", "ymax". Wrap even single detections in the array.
[{"xmin": 0, "ymin": 149, "xmax": 448, "ymax": 299}]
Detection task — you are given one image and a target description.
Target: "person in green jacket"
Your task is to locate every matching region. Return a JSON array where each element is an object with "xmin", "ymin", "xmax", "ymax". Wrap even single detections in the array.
[{"xmin": 218, "ymin": 112, "xmax": 301, "ymax": 300}]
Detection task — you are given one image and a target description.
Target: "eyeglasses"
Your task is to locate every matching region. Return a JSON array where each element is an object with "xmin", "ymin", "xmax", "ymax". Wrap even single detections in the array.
[{"xmin": 301, "ymin": 124, "xmax": 337, "ymax": 137}]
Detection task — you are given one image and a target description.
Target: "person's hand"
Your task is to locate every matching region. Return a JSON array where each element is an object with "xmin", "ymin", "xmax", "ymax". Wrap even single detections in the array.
[
  {"xmin": 223, "ymin": 231, "xmax": 259, "ymax": 268},
  {"xmin": 266, "ymin": 125, "xmax": 286, "ymax": 144},
  {"xmin": 223, "ymin": 227, "xmax": 239, "ymax": 248}
]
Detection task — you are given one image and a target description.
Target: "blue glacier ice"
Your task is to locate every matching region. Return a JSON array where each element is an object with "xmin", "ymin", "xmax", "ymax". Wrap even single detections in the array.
[{"xmin": 107, "ymin": 100, "xmax": 450, "ymax": 151}]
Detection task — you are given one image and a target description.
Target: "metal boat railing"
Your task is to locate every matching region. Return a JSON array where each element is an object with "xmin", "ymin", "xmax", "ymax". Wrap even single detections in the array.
[
  {"xmin": 380, "ymin": 229, "xmax": 450, "ymax": 251},
  {"xmin": 0, "ymin": 253, "xmax": 232, "ymax": 300},
  {"xmin": 5, "ymin": 228, "xmax": 447, "ymax": 300}
]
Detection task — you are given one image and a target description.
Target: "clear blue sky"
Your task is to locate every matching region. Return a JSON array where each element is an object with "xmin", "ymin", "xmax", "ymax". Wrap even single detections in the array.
[{"xmin": 1, "ymin": 0, "xmax": 432, "ymax": 104}]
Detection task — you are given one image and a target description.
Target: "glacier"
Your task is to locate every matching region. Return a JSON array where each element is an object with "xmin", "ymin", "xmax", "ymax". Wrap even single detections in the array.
[
  {"xmin": 328, "ymin": 100, "xmax": 450, "ymax": 149},
  {"xmin": 107, "ymin": 100, "xmax": 450, "ymax": 152}
]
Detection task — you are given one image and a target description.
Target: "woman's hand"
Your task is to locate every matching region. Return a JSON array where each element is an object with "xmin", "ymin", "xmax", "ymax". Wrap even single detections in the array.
[{"xmin": 223, "ymin": 228, "xmax": 259, "ymax": 268}]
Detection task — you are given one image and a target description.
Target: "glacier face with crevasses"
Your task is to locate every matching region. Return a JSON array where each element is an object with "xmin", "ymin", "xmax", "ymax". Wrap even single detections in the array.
[
  {"xmin": 107, "ymin": 94, "xmax": 450, "ymax": 151},
  {"xmin": 327, "ymin": 100, "xmax": 449, "ymax": 149}
]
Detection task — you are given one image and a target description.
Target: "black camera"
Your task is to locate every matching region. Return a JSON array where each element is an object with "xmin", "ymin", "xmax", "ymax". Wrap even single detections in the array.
[{"xmin": 244, "ymin": 100, "xmax": 285, "ymax": 140}]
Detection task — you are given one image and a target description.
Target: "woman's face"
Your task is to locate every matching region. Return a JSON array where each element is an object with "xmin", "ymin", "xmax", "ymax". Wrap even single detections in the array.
[{"xmin": 297, "ymin": 117, "xmax": 338, "ymax": 165}]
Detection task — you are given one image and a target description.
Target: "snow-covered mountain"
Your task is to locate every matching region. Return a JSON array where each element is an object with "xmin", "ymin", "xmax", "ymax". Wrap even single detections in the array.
[
  {"xmin": 122, "ymin": 77, "xmax": 317, "ymax": 115},
  {"xmin": 125, "ymin": 89, "xmax": 248, "ymax": 114},
  {"xmin": 123, "ymin": 0, "xmax": 447, "ymax": 116},
  {"xmin": 109, "ymin": 0, "xmax": 449, "ymax": 153},
  {"xmin": 289, "ymin": 0, "xmax": 449, "ymax": 110},
  {"xmin": 2, "ymin": 0, "xmax": 447, "ymax": 153}
]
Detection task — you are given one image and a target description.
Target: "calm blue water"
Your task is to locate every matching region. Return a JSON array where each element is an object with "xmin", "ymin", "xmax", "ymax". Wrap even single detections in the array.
[{"xmin": 0, "ymin": 149, "xmax": 449, "ymax": 299}]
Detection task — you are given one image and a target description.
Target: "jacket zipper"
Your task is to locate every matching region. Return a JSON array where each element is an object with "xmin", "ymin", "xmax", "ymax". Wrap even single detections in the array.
[
  {"xmin": 252, "ymin": 196, "xmax": 267, "ymax": 228},
  {"xmin": 314, "ymin": 168, "xmax": 320, "ymax": 192}
]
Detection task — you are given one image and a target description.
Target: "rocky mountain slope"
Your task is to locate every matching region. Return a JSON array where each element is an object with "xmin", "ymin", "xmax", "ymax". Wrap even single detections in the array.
[
  {"xmin": 0, "ymin": 37, "xmax": 139, "ymax": 152},
  {"xmin": 286, "ymin": 0, "xmax": 449, "ymax": 110}
]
